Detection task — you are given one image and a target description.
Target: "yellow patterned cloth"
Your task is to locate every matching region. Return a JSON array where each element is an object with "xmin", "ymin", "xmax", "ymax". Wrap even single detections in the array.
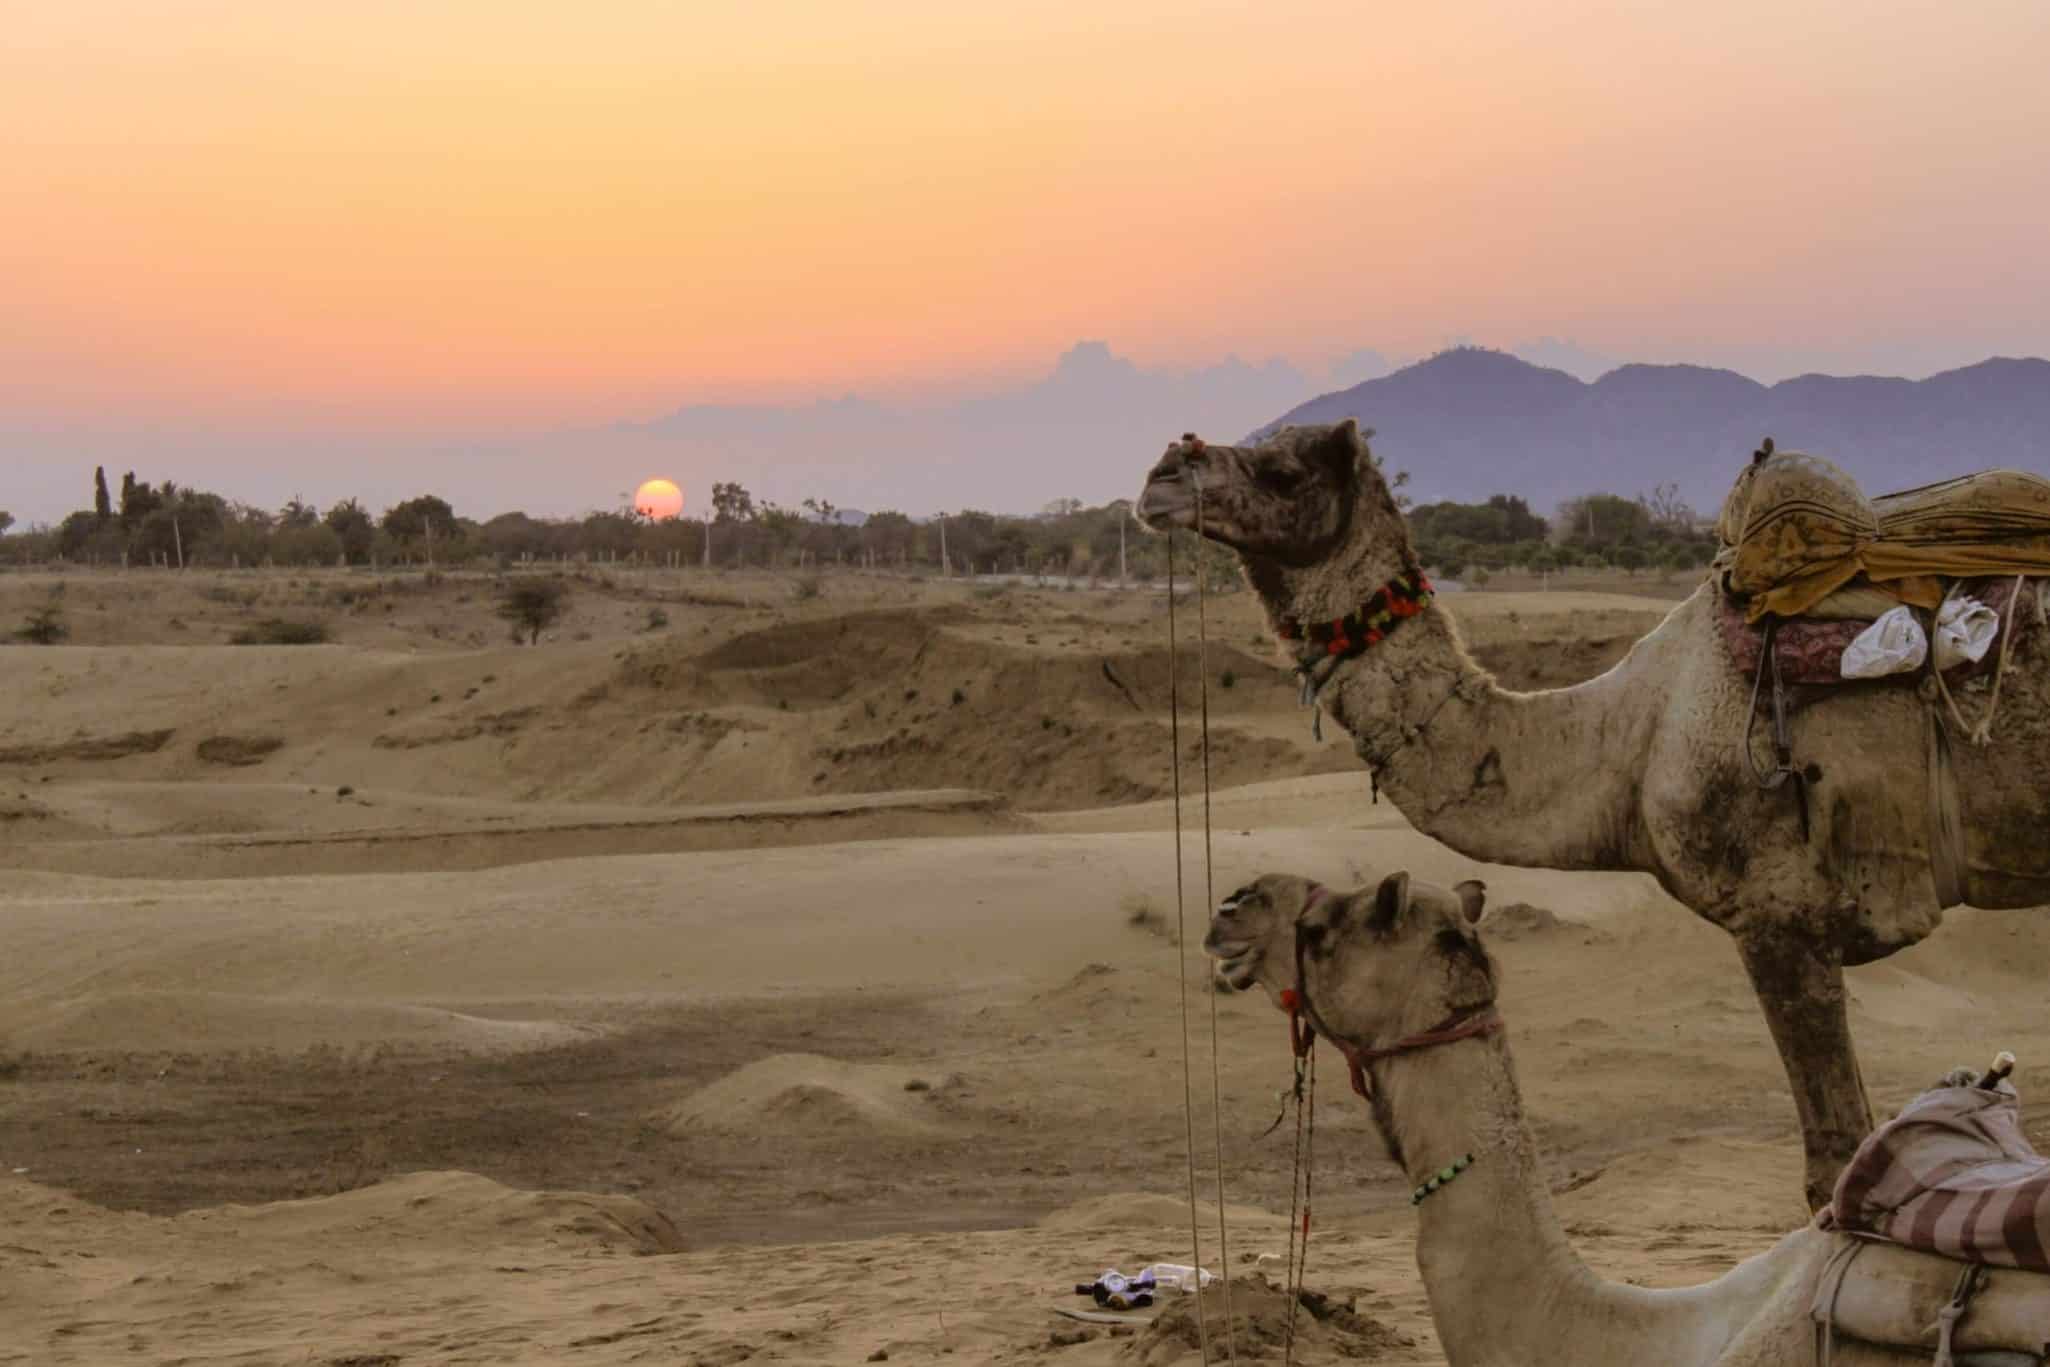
[{"xmin": 1718, "ymin": 452, "xmax": 2050, "ymax": 621}]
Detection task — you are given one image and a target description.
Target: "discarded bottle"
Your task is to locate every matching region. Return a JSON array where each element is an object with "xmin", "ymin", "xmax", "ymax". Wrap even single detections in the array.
[
  {"xmin": 1073, "ymin": 1263, "xmax": 1217, "ymax": 1308},
  {"xmin": 1136, "ymin": 1263, "xmax": 1217, "ymax": 1293},
  {"xmin": 1074, "ymin": 1270, "xmax": 1154, "ymax": 1310}
]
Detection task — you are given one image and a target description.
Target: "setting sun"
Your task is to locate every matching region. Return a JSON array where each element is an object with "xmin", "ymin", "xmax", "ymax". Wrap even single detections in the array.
[{"xmin": 633, "ymin": 478, "xmax": 684, "ymax": 521}]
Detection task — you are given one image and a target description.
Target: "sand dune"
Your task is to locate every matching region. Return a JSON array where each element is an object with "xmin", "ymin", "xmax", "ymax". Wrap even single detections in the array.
[
  {"xmin": 3, "ymin": 570, "xmax": 2040, "ymax": 1364},
  {"xmin": 651, "ymin": 1052, "xmax": 956, "ymax": 1137}
]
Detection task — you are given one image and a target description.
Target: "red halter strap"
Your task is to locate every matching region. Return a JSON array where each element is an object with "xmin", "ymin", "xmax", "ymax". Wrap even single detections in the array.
[{"xmin": 1284, "ymin": 883, "xmax": 1503, "ymax": 1099}]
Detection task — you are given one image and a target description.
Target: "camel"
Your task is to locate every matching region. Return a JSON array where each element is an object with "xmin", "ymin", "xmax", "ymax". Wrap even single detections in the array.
[
  {"xmin": 1136, "ymin": 420, "xmax": 2050, "ymax": 1209},
  {"xmin": 1201, "ymin": 869, "xmax": 2044, "ymax": 1366}
]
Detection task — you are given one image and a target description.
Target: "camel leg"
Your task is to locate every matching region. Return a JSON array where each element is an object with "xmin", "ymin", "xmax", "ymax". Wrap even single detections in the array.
[{"xmin": 1734, "ymin": 928, "xmax": 1873, "ymax": 1212}]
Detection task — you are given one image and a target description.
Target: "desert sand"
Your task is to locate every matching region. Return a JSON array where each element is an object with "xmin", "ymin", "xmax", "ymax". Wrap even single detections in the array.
[{"xmin": 3, "ymin": 565, "xmax": 2045, "ymax": 1365}]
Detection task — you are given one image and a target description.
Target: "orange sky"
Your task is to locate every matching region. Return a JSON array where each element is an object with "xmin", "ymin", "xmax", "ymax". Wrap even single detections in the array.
[{"xmin": 5, "ymin": 0, "xmax": 2048, "ymax": 434}]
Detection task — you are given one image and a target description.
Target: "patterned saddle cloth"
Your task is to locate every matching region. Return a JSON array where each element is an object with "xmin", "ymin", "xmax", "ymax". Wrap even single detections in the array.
[
  {"xmin": 1718, "ymin": 446, "xmax": 2050, "ymax": 622},
  {"xmin": 1718, "ymin": 575, "xmax": 2039, "ymax": 686},
  {"xmin": 1814, "ymin": 1081, "xmax": 2050, "ymax": 1363},
  {"xmin": 1825, "ymin": 1081, "xmax": 2050, "ymax": 1270}
]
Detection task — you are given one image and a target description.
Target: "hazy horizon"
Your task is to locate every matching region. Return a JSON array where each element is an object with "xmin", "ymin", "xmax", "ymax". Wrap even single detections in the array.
[{"xmin": 7, "ymin": 1, "xmax": 2048, "ymax": 526}]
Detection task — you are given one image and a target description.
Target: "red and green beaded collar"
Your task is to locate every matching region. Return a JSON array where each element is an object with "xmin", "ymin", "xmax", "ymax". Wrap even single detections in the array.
[{"xmin": 1278, "ymin": 568, "xmax": 1435, "ymax": 662}]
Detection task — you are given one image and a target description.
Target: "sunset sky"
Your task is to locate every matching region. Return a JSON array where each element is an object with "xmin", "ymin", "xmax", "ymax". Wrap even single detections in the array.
[{"xmin": 5, "ymin": 1, "xmax": 2047, "ymax": 522}]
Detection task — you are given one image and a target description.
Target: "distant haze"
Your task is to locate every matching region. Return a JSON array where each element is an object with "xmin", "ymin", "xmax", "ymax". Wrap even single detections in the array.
[{"xmin": 5, "ymin": 2, "xmax": 2047, "ymax": 523}]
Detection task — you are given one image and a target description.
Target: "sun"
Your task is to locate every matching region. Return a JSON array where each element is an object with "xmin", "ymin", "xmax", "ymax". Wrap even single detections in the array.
[{"xmin": 634, "ymin": 478, "xmax": 685, "ymax": 520}]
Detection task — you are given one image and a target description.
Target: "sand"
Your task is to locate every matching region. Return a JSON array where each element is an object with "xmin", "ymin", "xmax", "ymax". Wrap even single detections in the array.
[{"xmin": 2, "ymin": 564, "xmax": 2041, "ymax": 1364}]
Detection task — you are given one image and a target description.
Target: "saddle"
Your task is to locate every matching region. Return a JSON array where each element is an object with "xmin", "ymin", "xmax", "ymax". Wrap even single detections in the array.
[
  {"xmin": 1814, "ymin": 1234, "xmax": 2049, "ymax": 1365},
  {"xmin": 1718, "ymin": 442, "xmax": 2050, "ymax": 623},
  {"xmin": 1816, "ymin": 1078, "xmax": 2050, "ymax": 1366}
]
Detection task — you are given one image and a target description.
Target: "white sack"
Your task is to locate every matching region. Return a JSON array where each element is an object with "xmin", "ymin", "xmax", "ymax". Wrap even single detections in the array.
[
  {"xmin": 1934, "ymin": 595, "xmax": 1999, "ymax": 670},
  {"xmin": 1841, "ymin": 605, "xmax": 1928, "ymax": 679}
]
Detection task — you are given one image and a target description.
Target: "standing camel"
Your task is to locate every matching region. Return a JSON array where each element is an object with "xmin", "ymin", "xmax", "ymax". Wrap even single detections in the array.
[
  {"xmin": 1199, "ymin": 869, "xmax": 2050, "ymax": 1366},
  {"xmin": 1135, "ymin": 420, "xmax": 2050, "ymax": 1208}
]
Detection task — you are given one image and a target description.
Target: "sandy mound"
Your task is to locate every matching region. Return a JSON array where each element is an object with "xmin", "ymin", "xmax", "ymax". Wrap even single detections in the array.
[
  {"xmin": 1481, "ymin": 900, "xmax": 1590, "ymax": 939},
  {"xmin": 1122, "ymin": 1274, "xmax": 1413, "ymax": 1364},
  {"xmin": 7, "ymin": 991, "xmax": 593, "ymax": 1054},
  {"xmin": 649, "ymin": 1052, "xmax": 953, "ymax": 1137},
  {"xmin": 1038, "ymin": 1192, "xmax": 1283, "ymax": 1232},
  {"xmin": 183, "ymin": 1170, "xmax": 685, "ymax": 1256}
]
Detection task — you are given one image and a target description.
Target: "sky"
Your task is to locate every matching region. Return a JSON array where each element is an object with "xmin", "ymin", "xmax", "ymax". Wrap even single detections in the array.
[{"xmin": 5, "ymin": 0, "xmax": 2048, "ymax": 524}]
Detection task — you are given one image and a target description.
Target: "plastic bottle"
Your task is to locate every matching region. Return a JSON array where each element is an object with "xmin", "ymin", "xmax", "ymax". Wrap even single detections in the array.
[{"xmin": 1136, "ymin": 1263, "xmax": 1217, "ymax": 1293}]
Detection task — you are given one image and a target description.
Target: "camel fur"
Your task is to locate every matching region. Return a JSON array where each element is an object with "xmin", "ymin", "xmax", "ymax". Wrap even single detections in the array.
[{"xmin": 1137, "ymin": 421, "xmax": 2050, "ymax": 1208}]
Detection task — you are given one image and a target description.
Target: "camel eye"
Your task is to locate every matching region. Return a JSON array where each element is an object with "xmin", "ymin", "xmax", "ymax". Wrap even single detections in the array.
[{"xmin": 1255, "ymin": 461, "xmax": 1304, "ymax": 490}]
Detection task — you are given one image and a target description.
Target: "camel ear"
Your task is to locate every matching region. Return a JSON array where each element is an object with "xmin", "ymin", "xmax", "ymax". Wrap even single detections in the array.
[
  {"xmin": 1369, "ymin": 871, "xmax": 1411, "ymax": 931},
  {"xmin": 1452, "ymin": 879, "xmax": 1486, "ymax": 927}
]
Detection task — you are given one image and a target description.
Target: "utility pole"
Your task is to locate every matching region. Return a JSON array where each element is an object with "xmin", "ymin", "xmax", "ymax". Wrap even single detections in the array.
[
  {"xmin": 939, "ymin": 515, "xmax": 950, "ymax": 576},
  {"xmin": 1119, "ymin": 512, "xmax": 1128, "ymax": 587},
  {"xmin": 172, "ymin": 515, "xmax": 184, "ymax": 570}
]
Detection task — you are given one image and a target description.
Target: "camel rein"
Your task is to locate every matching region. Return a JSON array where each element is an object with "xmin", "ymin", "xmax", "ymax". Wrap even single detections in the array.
[{"xmin": 1164, "ymin": 458, "xmax": 1237, "ymax": 1366}]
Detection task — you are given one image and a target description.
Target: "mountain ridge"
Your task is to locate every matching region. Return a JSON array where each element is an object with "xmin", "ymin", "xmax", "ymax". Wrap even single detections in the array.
[{"xmin": 1257, "ymin": 348, "xmax": 2050, "ymax": 512}]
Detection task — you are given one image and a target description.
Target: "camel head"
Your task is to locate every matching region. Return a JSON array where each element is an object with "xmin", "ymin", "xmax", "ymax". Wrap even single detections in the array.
[
  {"xmin": 1204, "ymin": 871, "xmax": 1497, "ymax": 1047},
  {"xmin": 1134, "ymin": 419, "xmax": 1398, "ymax": 568}
]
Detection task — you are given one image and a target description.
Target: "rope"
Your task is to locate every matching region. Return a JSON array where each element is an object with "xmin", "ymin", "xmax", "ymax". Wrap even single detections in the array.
[
  {"xmin": 1164, "ymin": 530, "xmax": 1213, "ymax": 1367},
  {"xmin": 1282, "ymin": 1044, "xmax": 1317, "ymax": 1364},
  {"xmin": 1192, "ymin": 477, "xmax": 1238, "ymax": 1363},
  {"xmin": 1930, "ymin": 575, "xmax": 2027, "ymax": 746}
]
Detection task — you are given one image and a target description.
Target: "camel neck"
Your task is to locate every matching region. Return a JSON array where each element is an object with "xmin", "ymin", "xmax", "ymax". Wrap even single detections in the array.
[
  {"xmin": 1376, "ymin": 1033, "xmax": 1733, "ymax": 1367},
  {"xmin": 1292, "ymin": 590, "xmax": 1685, "ymax": 872}
]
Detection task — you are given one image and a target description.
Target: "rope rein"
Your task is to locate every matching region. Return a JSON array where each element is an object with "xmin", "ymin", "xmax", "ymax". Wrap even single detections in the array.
[
  {"xmin": 1192, "ymin": 472, "xmax": 1239, "ymax": 1363},
  {"xmin": 1164, "ymin": 529, "xmax": 1216, "ymax": 1367}
]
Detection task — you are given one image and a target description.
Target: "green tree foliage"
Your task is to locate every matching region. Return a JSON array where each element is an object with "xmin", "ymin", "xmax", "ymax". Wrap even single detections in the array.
[
  {"xmin": 711, "ymin": 482, "xmax": 755, "ymax": 524},
  {"xmin": 324, "ymin": 499, "xmax": 376, "ymax": 564},
  {"xmin": 496, "ymin": 578, "xmax": 569, "ymax": 645},
  {"xmin": 382, "ymin": 495, "xmax": 457, "ymax": 545},
  {"xmin": 0, "ymin": 510, "xmax": 13, "ymax": 536},
  {"xmin": 93, "ymin": 467, "xmax": 111, "ymax": 522}
]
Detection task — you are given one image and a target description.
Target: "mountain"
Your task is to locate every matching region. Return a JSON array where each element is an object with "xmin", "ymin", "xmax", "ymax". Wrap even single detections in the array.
[{"xmin": 1257, "ymin": 349, "xmax": 2050, "ymax": 516}]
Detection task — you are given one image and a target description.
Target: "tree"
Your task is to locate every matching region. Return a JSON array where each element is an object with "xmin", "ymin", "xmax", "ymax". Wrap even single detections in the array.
[
  {"xmin": 382, "ymin": 495, "xmax": 457, "ymax": 544},
  {"xmin": 0, "ymin": 510, "xmax": 13, "ymax": 537},
  {"xmin": 119, "ymin": 473, "xmax": 161, "ymax": 528},
  {"xmin": 711, "ymin": 482, "xmax": 755, "ymax": 524},
  {"xmin": 279, "ymin": 496, "xmax": 318, "ymax": 530},
  {"xmin": 1612, "ymin": 544, "xmax": 1648, "ymax": 574},
  {"xmin": 496, "ymin": 578, "xmax": 568, "ymax": 645},
  {"xmin": 325, "ymin": 499, "xmax": 375, "ymax": 564},
  {"xmin": 1640, "ymin": 482, "xmax": 1697, "ymax": 534},
  {"xmin": 93, "ymin": 467, "xmax": 111, "ymax": 522},
  {"xmin": 757, "ymin": 505, "xmax": 804, "ymax": 563}
]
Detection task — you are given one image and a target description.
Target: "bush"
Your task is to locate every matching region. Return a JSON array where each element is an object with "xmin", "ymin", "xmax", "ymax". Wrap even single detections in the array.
[
  {"xmin": 497, "ymin": 578, "xmax": 568, "ymax": 644},
  {"xmin": 15, "ymin": 604, "xmax": 66, "ymax": 645},
  {"xmin": 231, "ymin": 618, "xmax": 330, "ymax": 645},
  {"xmin": 791, "ymin": 572, "xmax": 823, "ymax": 601}
]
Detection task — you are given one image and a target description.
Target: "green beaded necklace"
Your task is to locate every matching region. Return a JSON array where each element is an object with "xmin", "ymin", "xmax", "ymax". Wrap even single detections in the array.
[{"xmin": 1410, "ymin": 1153, "xmax": 1475, "ymax": 1206}]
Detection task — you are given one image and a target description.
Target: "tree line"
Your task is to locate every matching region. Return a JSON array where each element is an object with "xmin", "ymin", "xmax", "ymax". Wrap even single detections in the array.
[{"xmin": 1, "ymin": 468, "xmax": 1715, "ymax": 580}]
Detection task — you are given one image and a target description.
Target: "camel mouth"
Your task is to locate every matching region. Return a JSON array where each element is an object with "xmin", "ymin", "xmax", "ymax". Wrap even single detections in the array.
[
  {"xmin": 1135, "ymin": 477, "xmax": 1196, "ymax": 530},
  {"xmin": 1205, "ymin": 939, "xmax": 1260, "ymax": 990}
]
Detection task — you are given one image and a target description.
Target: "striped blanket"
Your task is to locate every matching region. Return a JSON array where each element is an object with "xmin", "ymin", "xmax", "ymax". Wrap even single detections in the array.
[{"xmin": 1824, "ymin": 1081, "xmax": 2050, "ymax": 1270}]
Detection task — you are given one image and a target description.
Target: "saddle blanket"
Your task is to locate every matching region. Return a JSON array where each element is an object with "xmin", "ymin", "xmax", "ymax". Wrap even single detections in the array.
[
  {"xmin": 1824, "ymin": 1081, "xmax": 2050, "ymax": 1272},
  {"xmin": 1719, "ymin": 575, "xmax": 2035, "ymax": 686}
]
